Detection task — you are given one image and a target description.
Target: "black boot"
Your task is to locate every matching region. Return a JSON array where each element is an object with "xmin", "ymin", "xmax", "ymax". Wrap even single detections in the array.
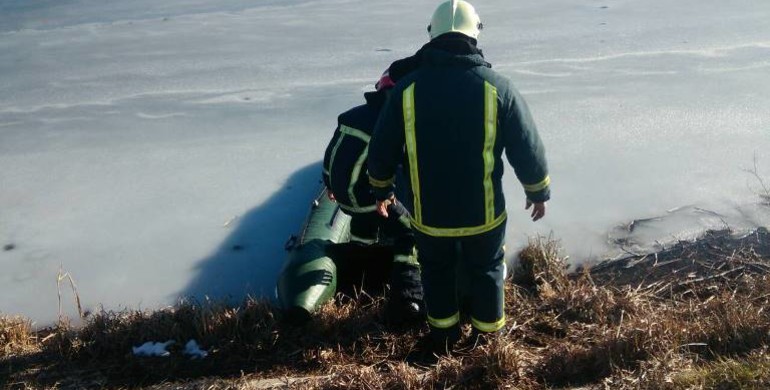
[
  {"xmin": 430, "ymin": 324, "xmax": 461, "ymax": 355},
  {"xmin": 470, "ymin": 326, "xmax": 505, "ymax": 347},
  {"xmin": 385, "ymin": 262, "xmax": 425, "ymax": 326},
  {"xmin": 406, "ymin": 325, "xmax": 460, "ymax": 364}
]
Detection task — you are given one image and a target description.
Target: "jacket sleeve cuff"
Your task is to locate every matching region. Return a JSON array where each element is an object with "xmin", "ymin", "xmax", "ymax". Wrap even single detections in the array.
[
  {"xmin": 522, "ymin": 175, "xmax": 550, "ymax": 203},
  {"xmin": 369, "ymin": 175, "xmax": 395, "ymax": 201},
  {"xmin": 525, "ymin": 187, "xmax": 550, "ymax": 203},
  {"xmin": 373, "ymin": 187, "xmax": 395, "ymax": 201}
]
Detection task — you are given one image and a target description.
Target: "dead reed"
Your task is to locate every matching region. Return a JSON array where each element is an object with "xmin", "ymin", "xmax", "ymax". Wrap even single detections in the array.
[{"xmin": 3, "ymin": 228, "xmax": 770, "ymax": 389}]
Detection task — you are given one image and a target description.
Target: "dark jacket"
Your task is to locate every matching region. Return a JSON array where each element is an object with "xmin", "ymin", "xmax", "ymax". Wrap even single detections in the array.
[
  {"xmin": 322, "ymin": 91, "xmax": 388, "ymax": 213},
  {"xmin": 368, "ymin": 38, "xmax": 550, "ymax": 237}
]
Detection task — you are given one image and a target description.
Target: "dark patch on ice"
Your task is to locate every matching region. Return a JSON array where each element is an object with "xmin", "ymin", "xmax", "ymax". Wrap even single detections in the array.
[
  {"xmin": 376, "ymin": 48, "xmax": 392, "ymax": 52},
  {"xmin": 231, "ymin": 244, "xmax": 244, "ymax": 251},
  {"xmin": 600, "ymin": 6, "xmax": 609, "ymax": 9},
  {"xmin": 243, "ymin": 97, "xmax": 251, "ymax": 101},
  {"xmin": 3, "ymin": 244, "xmax": 14, "ymax": 251}
]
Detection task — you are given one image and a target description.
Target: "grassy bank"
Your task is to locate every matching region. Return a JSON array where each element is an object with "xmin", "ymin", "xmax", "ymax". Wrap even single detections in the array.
[{"xmin": 2, "ymin": 228, "xmax": 770, "ymax": 389}]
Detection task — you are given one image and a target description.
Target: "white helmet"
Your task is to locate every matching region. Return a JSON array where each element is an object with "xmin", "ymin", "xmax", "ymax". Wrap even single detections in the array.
[{"xmin": 427, "ymin": 0, "xmax": 483, "ymax": 40}]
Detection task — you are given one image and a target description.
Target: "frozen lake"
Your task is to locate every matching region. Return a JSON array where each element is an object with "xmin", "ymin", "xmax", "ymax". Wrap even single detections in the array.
[{"xmin": 1, "ymin": 0, "xmax": 769, "ymax": 324}]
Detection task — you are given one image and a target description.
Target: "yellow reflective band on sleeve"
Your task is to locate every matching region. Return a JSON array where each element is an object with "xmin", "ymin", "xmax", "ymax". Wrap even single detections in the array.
[
  {"xmin": 369, "ymin": 175, "xmax": 395, "ymax": 188},
  {"xmin": 471, "ymin": 315, "xmax": 506, "ymax": 333},
  {"xmin": 339, "ymin": 124, "xmax": 371, "ymax": 142},
  {"xmin": 428, "ymin": 312, "xmax": 460, "ymax": 329},
  {"xmin": 347, "ymin": 147, "xmax": 368, "ymax": 208},
  {"xmin": 403, "ymin": 83, "xmax": 422, "ymax": 225},
  {"xmin": 411, "ymin": 211, "xmax": 507, "ymax": 237},
  {"xmin": 523, "ymin": 175, "xmax": 551, "ymax": 192},
  {"xmin": 483, "ymin": 81, "xmax": 498, "ymax": 224}
]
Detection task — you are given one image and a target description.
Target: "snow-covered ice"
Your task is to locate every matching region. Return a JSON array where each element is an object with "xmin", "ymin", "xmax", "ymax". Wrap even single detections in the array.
[{"xmin": 1, "ymin": 0, "xmax": 769, "ymax": 324}]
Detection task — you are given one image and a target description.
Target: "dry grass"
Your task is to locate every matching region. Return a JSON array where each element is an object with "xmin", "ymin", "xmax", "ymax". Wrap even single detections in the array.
[
  {"xmin": 669, "ymin": 351, "xmax": 770, "ymax": 389},
  {"xmin": 3, "ymin": 228, "xmax": 770, "ymax": 389},
  {"xmin": 0, "ymin": 316, "xmax": 37, "ymax": 358}
]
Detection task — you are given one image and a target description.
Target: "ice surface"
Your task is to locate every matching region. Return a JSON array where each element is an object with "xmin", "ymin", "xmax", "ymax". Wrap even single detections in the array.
[{"xmin": 1, "ymin": 0, "xmax": 769, "ymax": 324}]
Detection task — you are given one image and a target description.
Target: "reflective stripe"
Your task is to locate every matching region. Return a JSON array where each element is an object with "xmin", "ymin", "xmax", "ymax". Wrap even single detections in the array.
[
  {"xmin": 322, "ymin": 168, "xmax": 330, "ymax": 176},
  {"xmin": 398, "ymin": 214, "xmax": 411, "ymax": 228},
  {"xmin": 347, "ymin": 148, "xmax": 368, "ymax": 208},
  {"xmin": 394, "ymin": 247, "xmax": 418, "ymax": 265},
  {"xmin": 471, "ymin": 315, "xmax": 506, "ymax": 333},
  {"xmin": 369, "ymin": 175, "xmax": 395, "ymax": 188},
  {"xmin": 523, "ymin": 175, "xmax": 551, "ymax": 192},
  {"xmin": 339, "ymin": 124, "xmax": 371, "ymax": 142},
  {"xmin": 329, "ymin": 125, "xmax": 372, "ymax": 207},
  {"xmin": 350, "ymin": 234, "xmax": 377, "ymax": 245},
  {"xmin": 327, "ymin": 133, "xmax": 346, "ymax": 185},
  {"xmin": 338, "ymin": 203, "xmax": 377, "ymax": 213},
  {"xmin": 393, "ymin": 254, "xmax": 416, "ymax": 264},
  {"xmin": 483, "ymin": 81, "xmax": 498, "ymax": 224},
  {"xmin": 502, "ymin": 260, "xmax": 508, "ymax": 280},
  {"xmin": 411, "ymin": 211, "xmax": 507, "ymax": 238},
  {"xmin": 403, "ymin": 83, "xmax": 422, "ymax": 225},
  {"xmin": 428, "ymin": 312, "xmax": 460, "ymax": 329}
]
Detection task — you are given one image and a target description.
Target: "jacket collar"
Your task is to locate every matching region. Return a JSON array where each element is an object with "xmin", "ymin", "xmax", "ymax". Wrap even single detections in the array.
[{"xmin": 418, "ymin": 33, "xmax": 491, "ymax": 69}]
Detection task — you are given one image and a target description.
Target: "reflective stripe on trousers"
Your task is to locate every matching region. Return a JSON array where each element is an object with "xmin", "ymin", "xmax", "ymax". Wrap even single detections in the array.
[{"xmin": 415, "ymin": 222, "xmax": 507, "ymax": 334}]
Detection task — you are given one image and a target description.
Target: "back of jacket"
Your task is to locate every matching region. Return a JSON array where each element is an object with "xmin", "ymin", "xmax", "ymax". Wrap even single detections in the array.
[
  {"xmin": 368, "ymin": 46, "xmax": 550, "ymax": 237},
  {"xmin": 322, "ymin": 94, "xmax": 383, "ymax": 213}
]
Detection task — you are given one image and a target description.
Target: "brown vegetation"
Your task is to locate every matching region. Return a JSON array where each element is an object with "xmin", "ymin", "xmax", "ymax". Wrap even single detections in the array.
[{"xmin": 2, "ymin": 228, "xmax": 770, "ymax": 389}]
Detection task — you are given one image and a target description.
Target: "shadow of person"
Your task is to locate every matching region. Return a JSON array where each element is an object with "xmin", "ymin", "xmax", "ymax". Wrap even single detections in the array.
[{"xmin": 176, "ymin": 161, "xmax": 324, "ymax": 304}]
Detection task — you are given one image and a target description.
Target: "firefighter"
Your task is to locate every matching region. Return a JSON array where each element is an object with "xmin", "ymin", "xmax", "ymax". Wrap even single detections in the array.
[
  {"xmin": 322, "ymin": 69, "xmax": 424, "ymax": 324},
  {"xmin": 368, "ymin": 0, "xmax": 550, "ymax": 349}
]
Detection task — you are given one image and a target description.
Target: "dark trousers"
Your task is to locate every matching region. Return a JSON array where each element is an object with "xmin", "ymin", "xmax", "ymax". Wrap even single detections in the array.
[
  {"xmin": 346, "ymin": 201, "xmax": 415, "ymax": 263},
  {"xmin": 414, "ymin": 222, "xmax": 506, "ymax": 338},
  {"xmin": 344, "ymin": 202, "xmax": 423, "ymax": 318}
]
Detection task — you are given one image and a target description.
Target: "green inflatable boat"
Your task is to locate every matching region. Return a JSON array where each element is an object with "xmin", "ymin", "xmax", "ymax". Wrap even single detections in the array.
[
  {"xmin": 277, "ymin": 186, "xmax": 516, "ymax": 324},
  {"xmin": 277, "ymin": 187, "xmax": 393, "ymax": 324}
]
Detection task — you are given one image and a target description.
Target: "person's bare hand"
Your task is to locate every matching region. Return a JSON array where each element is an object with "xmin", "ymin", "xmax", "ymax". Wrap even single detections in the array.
[
  {"xmin": 327, "ymin": 190, "xmax": 336, "ymax": 202},
  {"xmin": 376, "ymin": 196, "xmax": 394, "ymax": 218},
  {"xmin": 525, "ymin": 200, "xmax": 546, "ymax": 222}
]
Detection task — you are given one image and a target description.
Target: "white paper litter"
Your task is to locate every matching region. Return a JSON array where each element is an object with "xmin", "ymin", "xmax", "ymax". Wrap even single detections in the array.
[
  {"xmin": 132, "ymin": 340, "xmax": 174, "ymax": 357},
  {"xmin": 183, "ymin": 339, "xmax": 209, "ymax": 359}
]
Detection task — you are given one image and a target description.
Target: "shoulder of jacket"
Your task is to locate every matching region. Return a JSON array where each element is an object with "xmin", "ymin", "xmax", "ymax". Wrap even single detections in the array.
[
  {"xmin": 475, "ymin": 68, "xmax": 521, "ymax": 102},
  {"xmin": 393, "ymin": 68, "xmax": 424, "ymax": 91},
  {"xmin": 338, "ymin": 103, "xmax": 370, "ymax": 124}
]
